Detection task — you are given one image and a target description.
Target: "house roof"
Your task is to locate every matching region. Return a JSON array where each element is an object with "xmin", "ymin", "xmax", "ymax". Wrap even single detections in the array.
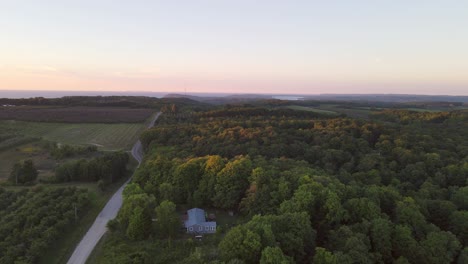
[
  {"xmin": 184, "ymin": 208, "xmax": 216, "ymax": 227},
  {"xmin": 185, "ymin": 208, "xmax": 206, "ymax": 227}
]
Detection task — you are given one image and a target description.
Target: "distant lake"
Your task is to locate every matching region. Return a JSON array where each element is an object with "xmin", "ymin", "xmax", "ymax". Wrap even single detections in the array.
[{"xmin": 272, "ymin": 95, "xmax": 304, "ymax": 100}]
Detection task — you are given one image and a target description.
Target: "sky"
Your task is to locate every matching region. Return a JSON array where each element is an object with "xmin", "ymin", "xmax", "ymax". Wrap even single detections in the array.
[{"xmin": 1, "ymin": 0, "xmax": 467, "ymax": 95}]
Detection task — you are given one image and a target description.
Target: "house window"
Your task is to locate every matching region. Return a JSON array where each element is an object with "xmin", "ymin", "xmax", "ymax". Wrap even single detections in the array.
[
  {"xmin": 205, "ymin": 226, "xmax": 209, "ymax": 230},
  {"xmin": 189, "ymin": 227, "xmax": 193, "ymax": 231},
  {"xmin": 199, "ymin": 226, "xmax": 202, "ymax": 231}
]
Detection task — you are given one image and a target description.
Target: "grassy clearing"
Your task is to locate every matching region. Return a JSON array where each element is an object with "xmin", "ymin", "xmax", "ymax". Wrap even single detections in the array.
[
  {"xmin": 285, "ymin": 105, "xmax": 340, "ymax": 115},
  {"xmin": 404, "ymin": 107, "xmax": 441, "ymax": 112},
  {"xmin": 0, "ymin": 120, "xmax": 147, "ymax": 151},
  {"xmin": 0, "ymin": 141, "xmax": 56, "ymax": 179},
  {"xmin": 287, "ymin": 103, "xmax": 376, "ymax": 119},
  {"xmin": 316, "ymin": 104, "xmax": 376, "ymax": 119}
]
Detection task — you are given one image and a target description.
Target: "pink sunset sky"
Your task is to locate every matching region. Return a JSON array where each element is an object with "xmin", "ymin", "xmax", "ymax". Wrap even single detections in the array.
[{"xmin": 1, "ymin": 1, "xmax": 467, "ymax": 95}]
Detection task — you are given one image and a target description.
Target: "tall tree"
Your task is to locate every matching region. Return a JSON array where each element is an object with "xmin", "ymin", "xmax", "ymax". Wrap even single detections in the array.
[
  {"xmin": 420, "ymin": 231, "xmax": 461, "ymax": 264},
  {"xmin": 259, "ymin": 247, "xmax": 294, "ymax": 264},
  {"xmin": 219, "ymin": 226, "xmax": 262, "ymax": 264},
  {"xmin": 213, "ymin": 156, "xmax": 252, "ymax": 209},
  {"xmin": 370, "ymin": 218, "xmax": 393, "ymax": 263},
  {"xmin": 126, "ymin": 206, "xmax": 152, "ymax": 240},
  {"xmin": 154, "ymin": 200, "xmax": 180, "ymax": 239},
  {"xmin": 313, "ymin": 247, "xmax": 338, "ymax": 264},
  {"xmin": 9, "ymin": 159, "xmax": 38, "ymax": 185}
]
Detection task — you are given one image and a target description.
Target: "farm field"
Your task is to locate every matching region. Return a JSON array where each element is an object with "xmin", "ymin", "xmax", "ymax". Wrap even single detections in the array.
[
  {"xmin": 282, "ymin": 103, "xmax": 378, "ymax": 119},
  {"xmin": 284, "ymin": 105, "xmax": 340, "ymax": 115},
  {"xmin": 0, "ymin": 120, "xmax": 148, "ymax": 151},
  {"xmin": 0, "ymin": 106, "xmax": 154, "ymax": 123}
]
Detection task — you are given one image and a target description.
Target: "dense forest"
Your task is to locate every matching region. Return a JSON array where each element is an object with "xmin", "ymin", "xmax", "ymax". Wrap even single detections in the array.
[
  {"xmin": 96, "ymin": 105, "xmax": 467, "ymax": 263},
  {"xmin": 52, "ymin": 152, "xmax": 129, "ymax": 187},
  {"xmin": 0, "ymin": 187, "xmax": 90, "ymax": 263}
]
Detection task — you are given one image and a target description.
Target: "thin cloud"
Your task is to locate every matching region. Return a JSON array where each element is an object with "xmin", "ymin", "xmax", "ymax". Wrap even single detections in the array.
[{"xmin": 110, "ymin": 67, "xmax": 160, "ymax": 78}]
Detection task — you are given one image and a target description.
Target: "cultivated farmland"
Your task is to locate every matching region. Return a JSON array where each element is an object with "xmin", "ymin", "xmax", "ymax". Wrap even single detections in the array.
[
  {"xmin": 0, "ymin": 120, "xmax": 149, "ymax": 151},
  {"xmin": 0, "ymin": 106, "xmax": 154, "ymax": 123}
]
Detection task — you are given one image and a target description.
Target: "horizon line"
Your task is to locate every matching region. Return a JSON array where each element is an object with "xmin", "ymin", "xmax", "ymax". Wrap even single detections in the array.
[{"xmin": 0, "ymin": 89, "xmax": 467, "ymax": 97}]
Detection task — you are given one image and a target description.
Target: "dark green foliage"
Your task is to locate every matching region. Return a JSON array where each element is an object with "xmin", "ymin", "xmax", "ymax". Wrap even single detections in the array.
[
  {"xmin": 213, "ymin": 156, "xmax": 253, "ymax": 209},
  {"xmin": 450, "ymin": 211, "xmax": 468, "ymax": 245},
  {"xmin": 154, "ymin": 200, "xmax": 180, "ymax": 239},
  {"xmin": 420, "ymin": 231, "xmax": 461, "ymax": 264},
  {"xmin": 0, "ymin": 187, "xmax": 89, "ymax": 263},
  {"xmin": 391, "ymin": 224, "xmax": 423, "ymax": 263},
  {"xmin": 54, "ymin": 152, "xmax": 128, "ymax": 184},
  {"xmin": 259, "ymin": 247, "xmax": 294, "ymax": 264},
  {"xmin": 313, "ymin": 247, "xmax": 338, "ymax": 264},
  {"xmin": 458, "ymin": 247, "xmax": 468, "ymax": 264},
  {"xmin": 93, "ymin": 235, "xmax": 198, "ymax": 264},
  {"xmin": 126, "ymin": 206, "xmax": 152, "ymax": 240},
  {"xmin": 369, "ymin": 218, "xmax": 393, "ymax": 263},
  {"xmin": 246, "ymin": 213, "xmax": 316, "ymax": 262},
  {"xmin": 344, "ymin": 198, "xmax": 381, "ymax": 223},
  {"xmin": 49, "ymin": 143, "xmax": 97, "ymax": 159},
  {"xmin": 452, "ymin": 186, "xmax": 468, "ymax": 210},
  {"xmin": 8, "ymin": 159, "xmax": 38, "ymax": 185},
  {"xmin": 219, "ymin": 225, "xmax": 263, "ymax": 263},
  {"xmin": 118, "ymin": 191, "xmax": 155, "ymax": 231},
  {"xmin": 97, "ymin": 104, "xmax": 467, "ymax": 263}
]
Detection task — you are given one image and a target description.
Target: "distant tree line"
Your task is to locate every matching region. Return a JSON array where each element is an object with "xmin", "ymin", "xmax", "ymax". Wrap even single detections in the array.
[
  {"xmin": 0, "ymin": 96, "xmax": 208, "ymax": 111},
  {"xmin": 371, "ymin": 109, "xmax": 468, "ymax": 124},
  {"xmin": 47, "ymin": 143, "xmax": 97, "ymax": 160},
  {"xmin": 54, "ymin": 152, "xmax": 129, "ymax": 186}
]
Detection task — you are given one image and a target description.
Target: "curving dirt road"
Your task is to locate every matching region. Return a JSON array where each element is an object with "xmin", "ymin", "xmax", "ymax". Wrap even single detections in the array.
[{"xmin": 67, "ymin": 112, "xmax": 161, "ymax": 264}]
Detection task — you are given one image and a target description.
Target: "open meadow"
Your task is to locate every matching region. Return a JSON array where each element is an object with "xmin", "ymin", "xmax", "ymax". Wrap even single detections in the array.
[
  {"xmin": 0, "ymin": 120, "xmax": 148, "ymax": 151},
  {"xmin": 0, "ymin": 106, "xmax": 157, "ymax": 151},
  {"xmin": 0, "ymin": 141, "xmax": 55, "ymax": 179},
  {"xmin": 284, "ymin": 105, "xmax": 340, "ymax": 116},
  {"xmin": 284, "ymin": 104, "xmax": 373, "ymax": 118}
]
